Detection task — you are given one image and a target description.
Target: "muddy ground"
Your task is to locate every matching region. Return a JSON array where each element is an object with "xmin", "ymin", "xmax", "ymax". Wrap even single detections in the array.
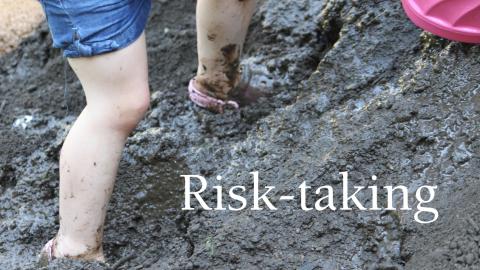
[{"xmin": 1, "ymin": 0, "xmax": 479, "ymax": 269}]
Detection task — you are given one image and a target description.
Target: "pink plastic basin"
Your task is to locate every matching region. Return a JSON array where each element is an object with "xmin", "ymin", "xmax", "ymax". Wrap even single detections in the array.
[{"xmin": 401, "ymin": 0, "xmax": 480, "ymax": 44}]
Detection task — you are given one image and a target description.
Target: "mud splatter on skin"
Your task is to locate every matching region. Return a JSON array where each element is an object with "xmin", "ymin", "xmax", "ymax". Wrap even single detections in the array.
[
  {"xmin": 195, "ymin": 64, "xmax": 229, "ymax": 98},
  {"xmin": 95, "ymin": 225, "xmax": 103, "ymax": 249},
  {"xmin": 59, "ymin": 226, "xmax": 104, "ymax": 261},
  {"xmin": 59, "ymin": 226, "xmax": 106, "ymax": 262},
  {"xmin": 207, "ymin": 33, "xmax": 217, "ymax": 41},
  {"xmin": 220, "ymin": 43, "xmax": 241, "ymax": 85},
  {"xmin": 196, "ymin": 43, "xmax": 241, "ymax": 100}
]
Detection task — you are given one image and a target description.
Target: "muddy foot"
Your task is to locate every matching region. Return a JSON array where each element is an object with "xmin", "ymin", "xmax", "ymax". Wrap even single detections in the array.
[{"xmin": 38, "ymin": 238, "xmax": 106, "ymax": 267}]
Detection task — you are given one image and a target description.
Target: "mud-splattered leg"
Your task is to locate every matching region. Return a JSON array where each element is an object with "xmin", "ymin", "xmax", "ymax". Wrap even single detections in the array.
[
  {"xmin": 195, "ymin": 0, "xmax": 257, "ymax": 100},
  {"xmin": 53, "ymin": 33, "xmax": 149, "ymax": 261}
]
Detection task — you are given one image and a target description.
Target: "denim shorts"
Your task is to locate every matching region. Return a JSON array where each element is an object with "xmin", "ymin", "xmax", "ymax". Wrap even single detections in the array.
[{"xmin": 39, "ymin": 0, "xmax": 151, "ymax": 58}]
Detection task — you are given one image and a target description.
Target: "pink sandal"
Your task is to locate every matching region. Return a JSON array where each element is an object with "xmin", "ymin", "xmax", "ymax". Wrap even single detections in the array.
[
  {"xmin": 188, "ymin": 65, "xmax": 265, "ymax": 113},
  {"xmin": 401, "ymin": 0, "xmax": 480, "ymax": 43},
  {"xmin": 188, "ymin": 79, "xmax": 240, "ymax": 113}
]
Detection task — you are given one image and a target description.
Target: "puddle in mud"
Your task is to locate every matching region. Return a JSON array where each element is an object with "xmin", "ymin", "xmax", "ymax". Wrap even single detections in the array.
[{"xmin": 131, "ymin": 159, "xmax": 188, "ymax": 216}]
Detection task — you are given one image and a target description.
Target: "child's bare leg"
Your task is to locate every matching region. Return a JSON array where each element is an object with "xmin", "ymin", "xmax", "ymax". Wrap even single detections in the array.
[
  {"xmin": 54, "ymin": 33, "xmax": 149, "ymax": 260},
  {"xmin": 195, "ymin": 0, "xmax": 256, "ymax": 100}
]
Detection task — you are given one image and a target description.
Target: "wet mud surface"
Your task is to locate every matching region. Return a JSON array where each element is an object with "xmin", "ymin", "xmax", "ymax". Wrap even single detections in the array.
[{"xmin": 1, "ymin": 0, "xmax": 479, "ymax": 269}]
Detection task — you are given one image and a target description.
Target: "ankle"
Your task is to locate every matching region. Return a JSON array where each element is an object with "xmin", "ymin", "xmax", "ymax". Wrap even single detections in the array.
[
  {"xmin": 195, "ymin": 69, "xmax": 241, "ymax": 100},
  {"xmin": 55, "ymin": 235, "xmax": 104, "ymax": 261},
  {"xmin": 194, "ymin": 76, "xmax": 229, "ymax": 100}
]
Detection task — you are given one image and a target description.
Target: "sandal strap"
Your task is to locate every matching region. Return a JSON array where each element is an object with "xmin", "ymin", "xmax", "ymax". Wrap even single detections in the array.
[
  {"xmin": 44, "ymin": 238, "xmax": 56, "ymax": 261},
  {"xmin": 188, "ymin": 79, "xmax": 239, "ymax": 113}
]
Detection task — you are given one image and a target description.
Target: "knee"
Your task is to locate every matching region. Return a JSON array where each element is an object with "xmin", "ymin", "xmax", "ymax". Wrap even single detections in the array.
[{"xmin": 109, "ymin": 85, "xmax": 150, "ymax": 132}]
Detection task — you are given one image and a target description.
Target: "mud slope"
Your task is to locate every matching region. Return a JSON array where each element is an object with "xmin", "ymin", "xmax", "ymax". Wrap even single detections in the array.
[{"xmin": 0, "ymin": 0, "xmax": 479, "ymax": 269}]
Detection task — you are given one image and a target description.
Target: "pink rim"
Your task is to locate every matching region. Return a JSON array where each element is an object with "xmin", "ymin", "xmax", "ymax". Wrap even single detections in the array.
[{"xmin": 401, "ymin": 0, "xmax": 480, "ymax": 44}]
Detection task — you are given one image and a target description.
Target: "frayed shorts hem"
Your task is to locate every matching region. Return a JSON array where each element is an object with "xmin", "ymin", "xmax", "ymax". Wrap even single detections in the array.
[{"xmin": 40, "ymin": 0, "xmax": 151, "ymax": 58}]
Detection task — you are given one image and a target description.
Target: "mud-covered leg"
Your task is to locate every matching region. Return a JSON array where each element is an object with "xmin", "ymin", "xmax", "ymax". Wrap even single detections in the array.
[
  {"xmin": 195, "ymin": 0, "xmax": 257, "ymax": 101},
  {"xmin": 52, "ymin": 33, "xmax": 149, "ymax": 261}
]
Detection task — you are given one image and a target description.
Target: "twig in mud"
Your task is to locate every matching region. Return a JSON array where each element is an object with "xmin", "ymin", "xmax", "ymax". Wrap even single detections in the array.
[
  {"xmin": 110, "ymin": 254, "xmax": 136, "ymax": 270},
  {"xmin": 0, "ymin": 100, "xmax": 6, "ymax": 114}
]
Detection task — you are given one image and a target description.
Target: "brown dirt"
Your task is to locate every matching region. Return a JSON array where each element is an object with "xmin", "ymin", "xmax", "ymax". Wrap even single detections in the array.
[{"xmin": 0, "ymin": 0, "xmax": 44, "ymax": 54}]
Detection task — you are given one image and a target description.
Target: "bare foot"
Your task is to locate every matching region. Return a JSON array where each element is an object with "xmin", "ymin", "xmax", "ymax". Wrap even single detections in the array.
[{"xmin": 38, "ymin": 237, "xmax": 105, "ymax": 267}]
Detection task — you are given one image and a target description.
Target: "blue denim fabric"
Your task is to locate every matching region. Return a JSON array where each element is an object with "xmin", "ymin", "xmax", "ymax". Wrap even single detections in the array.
[{"xmin": 39, "ymin": 0, "xmax": 151, "ymax": 58}]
